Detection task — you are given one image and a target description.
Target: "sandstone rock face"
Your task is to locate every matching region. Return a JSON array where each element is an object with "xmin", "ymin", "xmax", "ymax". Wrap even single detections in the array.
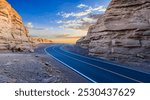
[
  {"xmin": 31, "ymin": 37, "xmax": 52, "ymax": 44},
  {"xmin": 0, "ymin": 0, "xmax": 32, "ymax": 51},
  {"xmin": 77, "ymin": 0, "xmax": 150, "ymax": 60}
]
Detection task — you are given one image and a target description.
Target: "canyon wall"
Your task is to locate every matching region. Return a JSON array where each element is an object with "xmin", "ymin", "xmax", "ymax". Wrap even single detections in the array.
[
  {"xmin": 0, "ymin": 0, "xmax": 52, "ymax": 52},
  {"xmin": 0, "ymin": 0, "xmax": 33, "ymax": 51},
  {"xmin": 77, "ymin": 0, "xmax": 150, "ymax": 62}
]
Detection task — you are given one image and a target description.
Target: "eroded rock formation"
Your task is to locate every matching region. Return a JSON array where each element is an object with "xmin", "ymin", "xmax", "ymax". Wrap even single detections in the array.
[
  {"xmin": 0, "ymin": 0, "xmax": 33, "ymax": 51},
  {"xmin": 77, "ymin": 0, "xmax": 150, "ymax": 61},
  {"xmin": 31, "ymin": 37, "xmax": 52, "ymax": 44}
]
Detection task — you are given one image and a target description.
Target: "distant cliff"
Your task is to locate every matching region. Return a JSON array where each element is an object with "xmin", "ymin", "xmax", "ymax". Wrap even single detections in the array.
[
  {"xmin": 77, "ymin": 0, "xmax": 150, "ymax": 62},
  {"xmin": 31, "ymin": 37, "xmax": 52, "ymax": 44}
]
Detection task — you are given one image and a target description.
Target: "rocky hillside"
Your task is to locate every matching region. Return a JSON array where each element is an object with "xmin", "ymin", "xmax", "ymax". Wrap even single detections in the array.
[
  {"xmin": 31, "ymin": 37, "xmax": 52, "ymax": 44},
  {"xmin": 77, "ymin": 0, "xmax": 150, "ymax": 63},
  {"xmin": 0, "ymin": 0, "xmax": 33, "ymax": 51}
]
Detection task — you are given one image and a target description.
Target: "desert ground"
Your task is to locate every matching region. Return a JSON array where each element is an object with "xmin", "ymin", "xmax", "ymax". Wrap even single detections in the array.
[{"xmin": 0, "ymin": 44, "xmax": 89, "ymax": 83}]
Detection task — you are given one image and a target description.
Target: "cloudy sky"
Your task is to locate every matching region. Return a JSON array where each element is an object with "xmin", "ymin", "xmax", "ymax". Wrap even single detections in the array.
[{"xmin": 7, "ymin": 0, "xmax": 110, "ymax": 43}]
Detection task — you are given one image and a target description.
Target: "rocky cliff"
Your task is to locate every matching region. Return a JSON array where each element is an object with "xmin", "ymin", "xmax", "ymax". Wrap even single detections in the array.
[
  {"xmin": 0, "ymin": 0, "xmax": 33, "ymax": 51},
  {"xmin": 31, "ymin": 37, "xmax": 52, "ymax": 44},
  {"xmin": 77, "ymin": 0, "xmax": 150, "ymax": 62}
]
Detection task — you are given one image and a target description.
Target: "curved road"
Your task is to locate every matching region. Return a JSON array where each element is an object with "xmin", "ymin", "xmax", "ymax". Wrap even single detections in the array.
[{"xmin": 45, "ymin": 44, "xmax": 150, "ymax": 83}]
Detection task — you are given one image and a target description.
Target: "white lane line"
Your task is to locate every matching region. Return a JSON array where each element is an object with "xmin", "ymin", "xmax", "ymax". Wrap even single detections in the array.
[
  {"xmin": 60, "ymin": 45, "xmax": 150, "ymax": 75},
  {"xmin": 53, "ymin": 46, "xmax": 143, "ymax": 83},
  {"xmin": 44, "ymin": 47, "xmax": 97, "ymax": 83}
]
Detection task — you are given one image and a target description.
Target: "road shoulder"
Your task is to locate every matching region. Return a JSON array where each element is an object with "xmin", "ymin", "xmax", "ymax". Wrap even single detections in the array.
[{"xmin": 0, "ymin": 44, "xmax": 89, "ymax": 83}]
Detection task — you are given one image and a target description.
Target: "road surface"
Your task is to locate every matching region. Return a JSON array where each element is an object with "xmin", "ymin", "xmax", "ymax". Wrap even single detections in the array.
[{"xmin": 45, "ymin": 44, "xmax": 150, "ymax": 83}]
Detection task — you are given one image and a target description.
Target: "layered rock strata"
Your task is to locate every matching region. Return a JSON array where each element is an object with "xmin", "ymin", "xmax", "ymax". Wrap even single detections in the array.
[
  {"xmin": 77, "ymin": 0, "xmax": 150, "ymax": 60},
  {"xmin": 0, "ymin": 0, "xmax": 32, "ymax": 51}
]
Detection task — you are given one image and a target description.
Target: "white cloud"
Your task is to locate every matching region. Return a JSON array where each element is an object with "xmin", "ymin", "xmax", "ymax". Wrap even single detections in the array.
[
  {"xmin": 56, "ymin": 20, "xmax": 63, "ymax": 24},
  {"xmin": 77, "ymin": 4, "xmax": 88, "ymax": 8},
  {"xmin": 26, "ymin": 22, "xmax": 50, "ymax": 31},
  {"xmin": 26, "ymin": 22, "xmax": 34, "ymax": 28},
  {"xmin": 57, "ymin": 4, "xmax": 106, "ymax": 30},
  {"xmin": 28, "ymin": 26, "xmax": 87, "ymax": 39},
  {"xmin": 90, "ymin": 6, "xmax": 106, "ymax": 12},
  {"xmin": 57, "ymin": 12, "xmax": 75, "ymax": 18},
  {"xmin": 58, "ymin": 6, "xmax": 106, "ymax": 18},
  {"xmin": 57, "ymin": 16, "xmax": 97, "ymax": 30}
]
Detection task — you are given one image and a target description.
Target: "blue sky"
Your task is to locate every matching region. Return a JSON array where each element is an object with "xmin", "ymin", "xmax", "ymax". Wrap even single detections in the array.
[{"xmin": 7, "ymin": 0, "xmax": 111, "ymax": 43}]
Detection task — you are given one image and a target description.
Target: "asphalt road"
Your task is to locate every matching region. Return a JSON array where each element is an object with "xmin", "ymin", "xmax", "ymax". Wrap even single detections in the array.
[{"xmin": 45, "ymin": 44, "xmax": 150, "ymax": 83}]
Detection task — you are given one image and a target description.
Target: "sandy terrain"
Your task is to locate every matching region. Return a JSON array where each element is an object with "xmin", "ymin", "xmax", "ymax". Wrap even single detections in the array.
[{"xmin": 0, "ymin": 44, "xmax": 89, "ymax": 83}]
